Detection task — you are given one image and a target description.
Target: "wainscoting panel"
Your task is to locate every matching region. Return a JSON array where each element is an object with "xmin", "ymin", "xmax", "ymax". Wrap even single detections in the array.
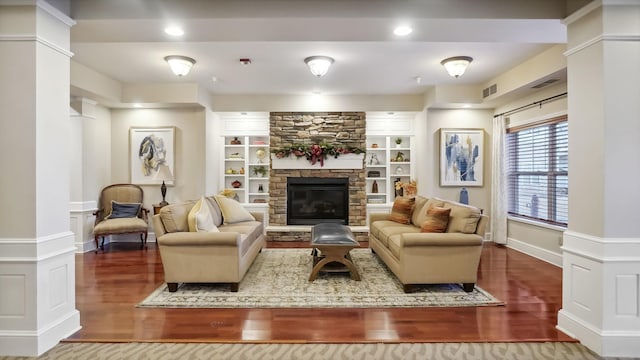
[
  {"xmin": 69, "ymin": 201, "xmax": 96, "ymax": 253},
  {"xmin": 0, "ymin": 233, "xmax": 80, "ymax": 356},
  {"xmin": 558, "ymin": 230, "xmax": 640, "ymax": 357}
]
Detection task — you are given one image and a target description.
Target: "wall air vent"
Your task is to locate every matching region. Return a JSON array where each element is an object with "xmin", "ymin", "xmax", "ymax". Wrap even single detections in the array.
[
  {"xmin": 482, "ymin": 84, "xmax": 497, "ymax": 98},
  {"xmin": 531, "ymin": 79, "xmax": 559, "ymax": 89}
]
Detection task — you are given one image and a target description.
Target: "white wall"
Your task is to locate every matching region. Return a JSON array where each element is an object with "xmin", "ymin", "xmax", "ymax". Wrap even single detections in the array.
[
  {"xmin": 424, "ymin": 108, "xmax": 493, "ymax": 220},
  {"xmin": 110, "ymin": 107, "xmax": 207, "ymax": 212}
]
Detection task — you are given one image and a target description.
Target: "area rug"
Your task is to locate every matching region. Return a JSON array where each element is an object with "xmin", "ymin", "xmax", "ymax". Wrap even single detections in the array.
[
  {"xmin": 11, "ymin": 342, "xmax": 602, "ymax": 360},
  {"xmin": 138, "ymin": 249, "xmax": 503, "ymax": 308}
]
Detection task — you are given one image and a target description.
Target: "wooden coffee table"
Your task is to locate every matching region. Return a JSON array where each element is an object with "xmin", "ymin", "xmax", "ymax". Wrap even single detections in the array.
[{"xmin": 308, "ymin": 223, "xmax": 361, "ymax": 281}]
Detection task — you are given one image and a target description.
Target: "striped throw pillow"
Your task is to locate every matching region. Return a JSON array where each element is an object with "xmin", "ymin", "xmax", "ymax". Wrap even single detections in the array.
[{"xmin": 389, "ymin": 197, "xmax": 415, "ymax": 224}]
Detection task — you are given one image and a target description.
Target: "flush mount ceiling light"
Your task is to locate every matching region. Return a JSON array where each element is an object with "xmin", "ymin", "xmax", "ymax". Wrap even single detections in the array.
[
  {"xmin": 304, "ymin": 56, "xmax": 334, "ymax": 77},
  {"xmin": 164, "ymin": 55, "xmax": 195, "ymax": 77},
  {"xmin": 440, "ymin": 56, "xmax": 473, "ymax": 78},
  {"xmin": 393, "ymin": 26, "xmax": 412, "ymax": 36},
  {"xmin": 164, "ymin": 25, "xmax": 184, "ymax": 37}
]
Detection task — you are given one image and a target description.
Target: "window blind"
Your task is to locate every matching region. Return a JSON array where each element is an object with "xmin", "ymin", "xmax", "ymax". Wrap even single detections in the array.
[{"xmin": 506, "ymin": 116, "xmax": 568, "ymax": 226}]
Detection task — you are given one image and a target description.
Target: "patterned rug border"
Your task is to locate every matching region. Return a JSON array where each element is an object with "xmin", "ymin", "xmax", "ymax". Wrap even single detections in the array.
[{"xmin": 138, "ymin": 249, "xmax": 504, "ymax": 309}]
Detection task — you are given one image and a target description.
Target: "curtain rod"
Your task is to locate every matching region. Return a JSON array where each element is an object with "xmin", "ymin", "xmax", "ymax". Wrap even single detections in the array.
[{"xmin": 493, "ymin": 92, "xmax": 567, "ymax": 118}]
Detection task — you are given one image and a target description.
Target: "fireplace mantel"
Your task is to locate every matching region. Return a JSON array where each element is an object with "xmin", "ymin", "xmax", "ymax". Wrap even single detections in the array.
[{"xmin": 270, "ymin": 153, "xmax": 364, "ymax": 170}]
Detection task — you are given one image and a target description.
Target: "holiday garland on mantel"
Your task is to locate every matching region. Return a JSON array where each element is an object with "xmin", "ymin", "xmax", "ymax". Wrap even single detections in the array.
[{"xmin": 271, "ymin": 142, "xmax": 365, "ymax": 167}]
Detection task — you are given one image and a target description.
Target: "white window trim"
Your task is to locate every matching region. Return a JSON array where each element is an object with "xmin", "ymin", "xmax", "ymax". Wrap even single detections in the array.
[{"xmin": 507, "ymin": 215, "xmax": 566, "ymax": 232}]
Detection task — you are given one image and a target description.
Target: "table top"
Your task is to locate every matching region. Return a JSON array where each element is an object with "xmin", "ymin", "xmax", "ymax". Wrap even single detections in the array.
[{"xmin": 311, "ymin": 223, "xmax": 358, "ymax": 246}]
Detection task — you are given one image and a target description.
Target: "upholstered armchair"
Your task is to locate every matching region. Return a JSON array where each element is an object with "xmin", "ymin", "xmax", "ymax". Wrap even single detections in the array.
[{"xmin": 93, "ymin": 184, "xmax": 149, "ymax": 253}]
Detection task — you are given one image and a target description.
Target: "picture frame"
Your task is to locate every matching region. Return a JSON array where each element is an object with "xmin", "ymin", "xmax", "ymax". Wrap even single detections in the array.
[
  {"xmin": 130, "ymin": 127, "xmax": 175, "ymax": 185},
  {"xmin": 439, "ymin": 128, "xmax": 484, "ymax": 187}
]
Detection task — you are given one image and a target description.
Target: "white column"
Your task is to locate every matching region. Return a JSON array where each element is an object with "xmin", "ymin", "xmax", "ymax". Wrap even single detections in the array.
[
  {"xmin": 0, "ymin": 2, "xmax": 80, "ymax": 356},
  {"xmin": 70, "ymin": 98, "xmax": 98, "ymax": 252},
  {"xmin": 558, "ymin": 1, "xmax": 640, "ymax": 357}
]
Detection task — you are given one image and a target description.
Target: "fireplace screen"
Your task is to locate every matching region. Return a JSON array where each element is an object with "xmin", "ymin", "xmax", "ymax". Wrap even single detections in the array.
[{"xmin": 287, "ymin": 177, "xmax": 349, "ymax": 225}]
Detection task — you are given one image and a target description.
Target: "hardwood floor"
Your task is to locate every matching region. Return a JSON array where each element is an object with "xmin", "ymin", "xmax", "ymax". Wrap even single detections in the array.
[{"xmin": 66, "ymin": 241, "xmax": 575, "ymax": 343}]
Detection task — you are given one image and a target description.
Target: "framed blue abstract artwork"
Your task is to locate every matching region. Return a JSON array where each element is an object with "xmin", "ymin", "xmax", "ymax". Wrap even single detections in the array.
[{"xmin": 439, "ymin": 128, "xmax": 484, "ymax": 187}]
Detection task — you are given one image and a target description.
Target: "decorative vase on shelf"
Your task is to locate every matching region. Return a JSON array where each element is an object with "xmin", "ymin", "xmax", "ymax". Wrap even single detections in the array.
[
  {"xmin": 255, "ymin": 148, "xmax": 267, "ymax": 163},
  {"xmin": 394, "ymin": 178, "xmax": 403, "ymax": 198},
  {"xmin": 232, "ymin": 180, "xmax": 242, "ymax": 188},
  {"xmin": 258, "ymin": 184, "xmax": 264, "ymax": 193},
  {"xmin": 371, "ymin": 180, "xmax": 378, "ymax": 193},
  {"xmin": 230, "ymin": 137, "xmax": 241, "ymax": 145}
]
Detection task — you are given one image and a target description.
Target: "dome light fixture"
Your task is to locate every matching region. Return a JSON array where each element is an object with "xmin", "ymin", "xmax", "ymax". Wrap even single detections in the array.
[
  {"xmin": 304, "ymin": 56, "xmax": 334, "ymax": 77},
  {"xmin": 164, "ymin": 55, "xmax": 196, "ymax": 77},
  {"xmin": 441, "ymin": 56, "xmax": 473, "ymax": 78},
  {"xmin": 393, "ymin": 26, "xmax": 412, "ymax": 36},
  {"xmin": 164, "ymin": 25, "xmax": 184, "ymax": 37}
]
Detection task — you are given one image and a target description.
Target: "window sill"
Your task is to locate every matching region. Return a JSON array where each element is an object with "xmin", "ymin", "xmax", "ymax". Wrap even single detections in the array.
[{"xmin": 507, "ymin": 215, "xmax": 566, "ymax": 232}]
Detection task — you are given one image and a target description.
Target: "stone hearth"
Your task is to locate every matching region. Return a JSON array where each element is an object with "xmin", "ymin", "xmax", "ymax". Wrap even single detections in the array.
[{"xmin": 267, "ymin": 112, "xmax": 367, "ymax": 242}]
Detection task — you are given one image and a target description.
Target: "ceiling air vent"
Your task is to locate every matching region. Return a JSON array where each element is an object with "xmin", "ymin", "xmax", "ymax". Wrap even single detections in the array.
[
  {"xmin": 482, "ymin": 84, "xmax": 497, "ymax": 98},
  {"xmin": 531, "ymin": 78, "xmax": 559, "ymax": 89}
]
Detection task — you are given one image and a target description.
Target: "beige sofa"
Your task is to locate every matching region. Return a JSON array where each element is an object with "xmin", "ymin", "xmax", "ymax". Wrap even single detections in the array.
[
  {"xmin": 368, "ymin": 195, "xmax": 488, "ymax": 293},
  {"xmin": 151, "ymin": 196, "xmax": 265, "ymax": 292}
]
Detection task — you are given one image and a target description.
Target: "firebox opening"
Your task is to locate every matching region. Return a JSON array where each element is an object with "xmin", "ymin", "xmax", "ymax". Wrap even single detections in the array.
[{"xmin": 287, "ymin": 177, "xmax": 349, "ymax": 225}]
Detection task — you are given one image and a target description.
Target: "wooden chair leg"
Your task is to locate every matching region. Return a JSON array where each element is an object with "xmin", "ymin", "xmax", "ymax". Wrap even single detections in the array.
[{"xmin": 94, "ymin": 235, "xmax": 100, "ymax": 253}]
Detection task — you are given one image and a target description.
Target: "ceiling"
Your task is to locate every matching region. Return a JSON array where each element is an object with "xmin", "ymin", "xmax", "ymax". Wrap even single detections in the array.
[{"xmin": 68, "ymin": 0, "xmax": 573, "ymax": 100}]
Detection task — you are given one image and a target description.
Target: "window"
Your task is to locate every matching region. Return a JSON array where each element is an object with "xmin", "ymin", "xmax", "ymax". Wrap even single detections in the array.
[{"xmin": 506, "ymin": 115, "xmax": 568, "ymax": 226}]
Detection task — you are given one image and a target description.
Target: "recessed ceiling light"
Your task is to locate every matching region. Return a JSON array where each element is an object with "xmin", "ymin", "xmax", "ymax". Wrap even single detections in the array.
[
  {"xmin": 393, "ymin": 26, "xmax": 412, "ymax": 36},
  {"xmin": 133, "ymin": 103, "xmax": 143, "ymax": 108},
  {"xmin": 164, "ymin": 25, "xmax": 184, "ymax": 37},
  {"xmin": 462, "ymin": 104, "xmax": 472, "ymax": 108}
]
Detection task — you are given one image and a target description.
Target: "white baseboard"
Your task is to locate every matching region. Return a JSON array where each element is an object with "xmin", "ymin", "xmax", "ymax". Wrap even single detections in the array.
[{"xmin": 506, "ymin": 237, "xmax": 562, "ymax": 267}]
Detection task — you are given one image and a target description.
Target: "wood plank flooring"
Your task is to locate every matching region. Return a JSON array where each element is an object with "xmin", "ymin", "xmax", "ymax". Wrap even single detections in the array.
[{"xmin": 66, "ymin": 241, "xmax": 575, "ymax": 343}]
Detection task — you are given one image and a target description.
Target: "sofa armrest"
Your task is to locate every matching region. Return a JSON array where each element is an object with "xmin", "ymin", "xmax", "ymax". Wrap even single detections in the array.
[
  {"xmin": 369, "ymin": 212, "xmax": 391, "ymax": 226},
  {"xmin": 401, "ymin": 232, "xmax": 483, "ymax": 247},
  {"xmin": 158, "ymin": 231, "xmax": 239, "ymax": 246}
]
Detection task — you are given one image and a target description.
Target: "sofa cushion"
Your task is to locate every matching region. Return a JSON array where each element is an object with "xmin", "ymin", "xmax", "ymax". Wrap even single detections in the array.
[
  {"xmin": 159, "ymin": 201, "xmax": 196, "ymax": 233},
  {"xmin": 387, "ymin": 234, "xmax": 402, "ymax": 259},
  {"xmin": 421, "ymin": 206, "xmax": 451, "ymax": 233},
  {"xmin": 214, "ymin": 195, "xmax": 256, "ymax": 224},
  {"xmin": 444, "ymin": 202, "xmax": 482, "ymax": 234},
  {"xmin": 389, "ymin": 197, "xmax": 415, "ymax": 224},
  {"xmin": 219, "ymin": 220, "xmax": 264, "ymax": 256},
  {"xmin": 187, "ymin": 197, "xmax": 220, "ymax": 233},
  {"xmin": 410, "ymin": 196, "xmax": 428, "ymax": 226},
  {"xmin": 371, "ymin": 220, "xmax": 420, "ymax": 247},
  {"xmin": 108, "ymin": 201, "xmax": 141, "ymax": 219},
  {"xmin": 412, "ymin": 198, "xmax": 445, "ymax": 227},
  {"xmin": 205, "ymin": 196, "xmax": 223, "ymax": 227}
]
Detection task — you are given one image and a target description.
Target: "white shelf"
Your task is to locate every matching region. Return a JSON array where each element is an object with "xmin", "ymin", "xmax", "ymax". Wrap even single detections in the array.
[
  {"xmin": 365, "ymin": 135, "xmax": 414, "ymax": 204},
  {"xmin": 222, "ymin": 135, "xmax": 271, "ymax": 204}
]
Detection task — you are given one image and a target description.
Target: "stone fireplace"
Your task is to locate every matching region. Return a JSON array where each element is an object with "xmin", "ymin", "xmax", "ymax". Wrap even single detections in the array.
[
  {"xmin": 267, "ymin": 112, "xmax": 367, "ymax": 241},
  {"xmin": 287, "ymin": 177, "xmax": 350, "ymax": 225}
]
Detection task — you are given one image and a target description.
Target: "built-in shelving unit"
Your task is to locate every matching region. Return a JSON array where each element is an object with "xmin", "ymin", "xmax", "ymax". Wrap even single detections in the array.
[
  {"xmin": 365, "ymin": 135, "xmax": 414, "ymax": 205},
  {"xmin": 222, "ymin": 136, "xmax": 270, "ymax": 204}
]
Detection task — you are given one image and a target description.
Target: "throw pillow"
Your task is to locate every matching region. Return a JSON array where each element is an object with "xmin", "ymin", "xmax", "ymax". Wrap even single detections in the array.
[
  {"xmin": 445, "ymin": 203, "xmax": 482, "ymax": 234},
  {"xmin": 412, "ymin": 197, "xmax": 445, "ymax": 227},
  {"xmin": 187, "ymin": 197, "xmax": 220, "ymax": 232},
  {"xmin": 389, "ymin": 197, "xmax": 415, "ymax": 225},
  {"xmin": 421, "ymin": 206, "xmax": 451, "ymax": 233},
  {"xmin": 214, "ymin": 195, "xmax": 255, "ymax": 224},
  {"xmin": 108, "ymin": 201, "xmax": 141, "ymax": 219},
  {"xmin": 205, "ymin": 196, "xmax": 223, "ymax": 227}
]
